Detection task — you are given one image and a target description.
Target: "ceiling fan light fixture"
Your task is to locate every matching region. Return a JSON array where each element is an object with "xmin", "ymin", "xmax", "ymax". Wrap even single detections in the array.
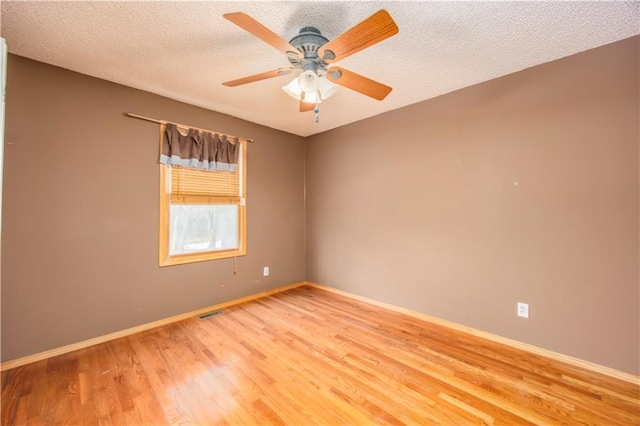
[
  {"xmin": 283, "ymin": 73, "xmax": 334, "ymax": 104},
  {"xmin": 282, "ymin": 80, "xmax": 322, "ymax": 104}
]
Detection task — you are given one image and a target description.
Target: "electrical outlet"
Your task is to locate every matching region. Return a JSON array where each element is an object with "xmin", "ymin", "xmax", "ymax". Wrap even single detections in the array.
[
  {"xmin": 517, "ymin": 302, "xmax": 529, "ymax": 318},
  {"xmin": 263, "ymin": 266, "xmax": 269, "ymax": 277}
]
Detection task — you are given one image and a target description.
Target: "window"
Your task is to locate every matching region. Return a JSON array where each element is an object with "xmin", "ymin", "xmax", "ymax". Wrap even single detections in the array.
[{"xmin": 159, "ymin": 141, "xmax": 246, "ymax": 266}]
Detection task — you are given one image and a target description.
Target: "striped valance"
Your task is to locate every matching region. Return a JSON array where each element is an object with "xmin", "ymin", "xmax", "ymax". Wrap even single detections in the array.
[{"xmin": 160, "ymin": 123, "xmax": 239, "ymax": 171}]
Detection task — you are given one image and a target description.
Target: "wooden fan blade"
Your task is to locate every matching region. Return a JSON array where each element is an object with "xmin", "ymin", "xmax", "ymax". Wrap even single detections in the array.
[
  {"xmin": 326, "ymin": 67, "xmax": 392, "ymax": 100},
  {"xmin": 222, "ymin": 68, "xmax": 293, "ymax": 87},
  {"xmin": 319, "ymin": 10, "xmax": 398, "ymax": 63},
  {"xmin": 224, "ymin": 12, "xmax": 301, "ymax": 57}
]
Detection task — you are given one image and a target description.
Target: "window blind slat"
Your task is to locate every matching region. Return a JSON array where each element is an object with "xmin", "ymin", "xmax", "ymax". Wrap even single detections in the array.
[{"xmin": 170, "ymin": 195, "xmax": 240, "ymax": 204}]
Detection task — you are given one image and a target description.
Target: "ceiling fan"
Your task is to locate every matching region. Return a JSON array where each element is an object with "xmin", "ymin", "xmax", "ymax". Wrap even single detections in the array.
[{"xmin": 222, "ymin": 10, "xmax": 399, "ymax": 113}]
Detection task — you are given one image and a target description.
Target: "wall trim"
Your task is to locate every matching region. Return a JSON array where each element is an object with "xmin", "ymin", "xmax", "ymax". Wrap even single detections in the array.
[
  {"xmin": 303, "ymin": 281, "xmax": 640, "ymax": 385},
  {"xmin": 0, "ymin": 281, "xmax": 307, "ymax": 372}
]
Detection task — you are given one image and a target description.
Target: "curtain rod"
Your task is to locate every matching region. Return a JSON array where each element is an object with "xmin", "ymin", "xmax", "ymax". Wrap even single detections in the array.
[{"xmin": 124, "ymin": 112, "xmax": 254, "ymax": 143}]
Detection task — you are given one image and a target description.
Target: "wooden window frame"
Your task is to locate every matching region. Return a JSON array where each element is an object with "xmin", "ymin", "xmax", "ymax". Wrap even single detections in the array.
[{"xmin": 158, "ymin": 140, "xmax": 247, "ymax": 267}]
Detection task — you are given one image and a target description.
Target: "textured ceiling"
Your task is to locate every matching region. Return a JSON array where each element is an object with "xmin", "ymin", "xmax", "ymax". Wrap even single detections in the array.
[{"xmin": 1, "ymin": 1, "xmax": 638, "ymax": 137}]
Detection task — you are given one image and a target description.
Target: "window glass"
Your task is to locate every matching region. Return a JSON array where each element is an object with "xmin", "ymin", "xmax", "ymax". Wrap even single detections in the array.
[{"xmin": 169, "ymin": 204, "xmax": 239, "ymax": 255}]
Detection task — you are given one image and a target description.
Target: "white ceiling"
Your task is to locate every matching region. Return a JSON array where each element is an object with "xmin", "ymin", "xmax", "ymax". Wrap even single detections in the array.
[{"xmin": 1, "ymin": 1, "xmax": 638, "ymax": 137}]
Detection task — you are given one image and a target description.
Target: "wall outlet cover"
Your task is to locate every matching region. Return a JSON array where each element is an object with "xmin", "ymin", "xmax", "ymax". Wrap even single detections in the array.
[{"xmin": 517, "ymin": 302, "xmax": 529, "ymax": 318}]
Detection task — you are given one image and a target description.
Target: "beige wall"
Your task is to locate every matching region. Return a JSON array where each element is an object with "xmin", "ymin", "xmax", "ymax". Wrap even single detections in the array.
[
  {"xmin": 1, "ymin": 55, "xmax": 306, "ymax": 362},
  {"xmin": 306, "ymin": 37, "xmax": 639, "ymax": 375}
]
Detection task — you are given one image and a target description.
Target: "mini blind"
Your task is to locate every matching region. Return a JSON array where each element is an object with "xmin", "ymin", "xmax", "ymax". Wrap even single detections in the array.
[{"xmin": 171, "ymin": 166, "xmax": 240, "ymax": 203}]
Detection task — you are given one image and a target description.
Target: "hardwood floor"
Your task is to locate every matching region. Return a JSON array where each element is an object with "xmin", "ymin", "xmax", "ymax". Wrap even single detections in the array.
[{"xmin": 2, "ymin": 285, "xmax": 639, "ymax": 425}]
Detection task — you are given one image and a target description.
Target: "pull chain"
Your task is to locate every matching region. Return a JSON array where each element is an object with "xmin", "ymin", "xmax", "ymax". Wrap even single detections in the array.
[{"xmin": 314, "ymin": 105, "xmax": 320, "ymax": 123}]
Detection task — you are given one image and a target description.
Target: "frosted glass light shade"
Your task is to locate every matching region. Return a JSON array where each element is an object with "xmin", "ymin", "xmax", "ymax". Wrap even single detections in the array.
[
  {"xmin": 318, "ymin": 77, "xmax": 339, "ymax": 100},
  {"xmin": 282, "ymin": 78, "xmax": 303, "ymax": 100},
  {"xmin": 298, "ymin": 70, "xmax": 319, "ymax": 93},
  {"xmin": 301, "ymin": 91, "xmax": 320, "ymax": 104}
]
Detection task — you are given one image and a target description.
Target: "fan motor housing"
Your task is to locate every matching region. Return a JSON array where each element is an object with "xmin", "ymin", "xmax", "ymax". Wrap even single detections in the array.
[
  {"xmin": 289, "ymin": 27, "xmax": 328, "ymax": 53},
  {"xmin": 288, "ymin": 27, "xmax": 331, "ymax": 70}
]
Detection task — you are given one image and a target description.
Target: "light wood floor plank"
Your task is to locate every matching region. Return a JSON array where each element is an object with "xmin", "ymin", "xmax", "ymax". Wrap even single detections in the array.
[{"xmin": 2, "ymin": 285, "xmax": 638, "ymax": 425}]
